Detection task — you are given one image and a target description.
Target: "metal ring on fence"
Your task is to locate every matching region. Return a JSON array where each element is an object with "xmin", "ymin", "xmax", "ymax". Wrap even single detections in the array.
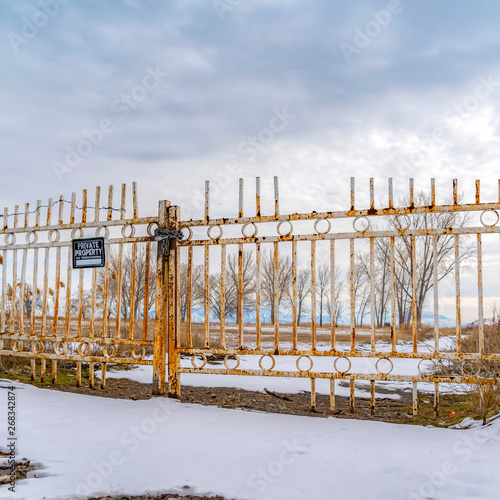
[
  {"xmin": 131, "ymin": 345, "xmax": 145, "ymax": 360},
  {"xmin": 25, "ymin": 231, "xmax": 38, "ymax": 244},
  {"xmin": 77, "ymin": 342, "xmax": 90, "ymax": 357},
  {"xmin": 223, "ymin": 354, "xmax": 240, "ymax": 370},
  {"xmin": 314, "ymin": 218, "xmax": 331, "ymax": 235},
  {"xmin": 296, "ymin": 355, "xmax": 313, "ymax": 373},
  {"xmin": 258, "ymin": 354, "xmax": 276, "ymax": 371},
  {"xmin": 480, "ymin": 209, "xmax": 499, "ymax": 228},
  {"xmin": 395, "ymin": 214, "xmax": 411, "ymax": 231},
  {"xmin": 334, "ymin": 356, "xmax": 351, "ymax": 375},
  {"xmin": 95, "ymin": 225, "xmax": 110, "ymax": 238},
  {"xmin": 121, "ymin": 223, "xmax": 136, "ymax": 238},
  {"xmin": 54, "ymin": 341, "xmax": 67, "ymax": 355},
  {"xmin": 375, "ymin": 357, "xmax": 393, "ymax": 375},
  {"xmin": 11, "ymin": 340, "xmax": 23, "ymax": 352},
  {"xmin": 242, "ymin": 222, "xmax": 258, "ymax": 238},
  {"xmin": 353, "ymin": 216, "xmax": 370, "ymax": 233},
  {"xmin": 147, "ymin": 222, "xmax": 158, "ymax": 237},
  {"xmin": 207, "ymin": 225, "xmax": 223, "ymax": 240},
  {"xmin": 31, "ymin": 340, "xmax": 44, "ymax": 354},
  {"xmin": 460, "ymin": 360, "xmax": 481, "ymax": 377},
  {"xmin": 71, "ymin": 228, "xmax": 84, "ymax": 239},
  {"xmin": 4, "ymin": 233, "xmax": 16, "ymax": 246},
  {"xmin": 277, "ymin": 221, "xmax": 293, "ymax": 237},
  {"xmin": 103, "ymin": 344, "xmax": 117, "ymax": 358},
  {"xmin": 417, "ymin": 359, "xmax": 437, "ymax": 376},
  {"xmin": 191, "ymin": 353, "xmax": 207, "ymax": 369},
  {"xmin": 179, "ymin": 226, "xmax": 193, "ymax": 242},
  {"xmin": 48, "ymin": 229, "xmax": 61, "ymax": 243}
]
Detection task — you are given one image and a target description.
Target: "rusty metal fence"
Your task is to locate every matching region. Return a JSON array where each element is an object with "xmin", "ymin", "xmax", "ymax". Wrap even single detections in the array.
[
  {"xmin": 0, "ymin": 183, "xmax": 163, "ymax": 389},
  {"xmin": 170, "ymin": 177, "xmax": 500, "ymax": 416},
  {"xmin": 1, "ymin": 177, "xmax": 500, "ymax": 416}
]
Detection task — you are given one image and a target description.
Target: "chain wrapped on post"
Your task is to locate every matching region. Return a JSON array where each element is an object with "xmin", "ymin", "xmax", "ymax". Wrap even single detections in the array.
[{"xmin": 154, "ymin": 228, "xmax": 183, "ymax": 256}]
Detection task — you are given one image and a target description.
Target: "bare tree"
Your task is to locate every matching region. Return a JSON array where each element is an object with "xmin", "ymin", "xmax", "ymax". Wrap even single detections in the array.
[
  {"xmin": 180, "ymin": 263, "xmax": 204, "ymax": 322},
  {"xmin": 260, "ymin": 249, "xmax": 292, "ymax": 323},
  {"xmin": 227, "ymin": 249, "xmax": 256, "ymax": 322},
  {"xmin": 385, "ymin": 192, "xmax": 474, "ymax": 325},
  {"xmin": 288, "ymin": 268, "xmax": 310, "ymax": 325},
  {"xmin": 317, "ymin": 264, "xmax": 329, "ymax": 326},
  {"xmin": 325, "ymin": 266, "xmax": 346, "ymax": 326},
  {"xmin": 208, "ymin": 272, "xmax": 237, "ymax": 321}
]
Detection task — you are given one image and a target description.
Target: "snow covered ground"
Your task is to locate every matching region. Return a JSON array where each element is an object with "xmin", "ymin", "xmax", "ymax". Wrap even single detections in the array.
[{"xmin": 1, "ymin": 380, "xmax": 500, "ymax": 500}]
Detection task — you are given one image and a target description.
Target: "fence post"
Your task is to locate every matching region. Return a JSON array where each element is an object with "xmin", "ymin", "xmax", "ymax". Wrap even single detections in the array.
[
  {"xmin": 167, "ymin": 205, "xmax": 181, "ymax": 398},
  {"xmin": 152, "ymin": 200, "xmax": 170, "ymax": 395}
]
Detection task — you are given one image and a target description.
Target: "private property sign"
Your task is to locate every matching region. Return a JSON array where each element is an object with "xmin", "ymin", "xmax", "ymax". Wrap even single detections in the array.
[{"xmin": 72, "ymin": 238, "xmax": 106, "ymax": 269}]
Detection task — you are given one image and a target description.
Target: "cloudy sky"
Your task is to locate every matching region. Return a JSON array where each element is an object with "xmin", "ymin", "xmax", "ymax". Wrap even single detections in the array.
[{"xmin": 1, "ymin": 0, "xmax": 500, "ymax": 318}]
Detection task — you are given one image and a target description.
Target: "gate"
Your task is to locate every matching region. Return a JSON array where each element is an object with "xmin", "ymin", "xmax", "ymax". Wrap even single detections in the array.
[{"xmin": 1, "ymin": 177, "xmax": 500, "ymax": 416}]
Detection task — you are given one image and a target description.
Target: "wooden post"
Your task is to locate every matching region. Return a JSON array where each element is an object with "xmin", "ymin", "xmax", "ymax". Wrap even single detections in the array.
[{"xmin": 152, "ymin": 200, "xmax": 170, "ymax": 395}]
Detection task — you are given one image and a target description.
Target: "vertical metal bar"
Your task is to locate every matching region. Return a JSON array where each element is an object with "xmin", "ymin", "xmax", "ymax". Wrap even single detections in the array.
[
  {"xmin": 292, "ymin": 239, "xmax": 297, "ymax": 350},
  {"xmin": 431, "ymin": 178, "xmax": 436, "ymax": 207},
  {"xmin": 9, "ymin": 206, "xmax": 18, "ymax": 335},
  {"xmin": 76, "ymin": 191, "xmax": 86, "ymax": 339},
  {"xmin": 453, "ymin": 179, "xmax": 458, "ymax": 205},
  {"xmin": 433, "ymin": 234, "xmax": 439, "ymax": 352},
  {"xmin": 274, "ymin": 176, "xmax": 279, "ymax": 216},
  {"xmin": 102, "ymin": 186, "xmax": 114, "ymax": 339},
  {"xmin": 152, "ymin": 200, "xmax": 171, "ymax": 395},
  {"xmin": 18, "ymin": 203, "xmax": 29, "ymax": 335},
  {"xmin": 129, "ymin": 242, "xmax": 137, "ymax": 340},
  {"xmin": 310, "ymin": 240, "xmax": 316, "ymax": 351},
  {"xmin": 330, "ymin": 239, "xmax": 336, "ymax": 351},
  {"xmin": 369, "ymin": 178, "xmax": 374, "ymax": 210},
  {"xmin": 475, "ymin": 179, "xmax": 480, "ymax": 204},
  {"xmin": 100, "ymin": 363, "xmax": 106, "ymax": 389},
  {"xmin": 107, "ymin": 185, "xmax": 114, "ymax": 221},
  {"xmin": 350, "ymin": 379, "xmax": 355, "ymax": 413},
  {"xmin": 350, "ymin": 238, "xmax": 355, "ymax": 351},
  {"xmin": 409, "ymin": 178, "xmax": 414, "ymax": 207},
  {"xmin": 76, "ymin": 362, "xmax": 82, "ymax": 387},
  {"xmin": 115, "ymin": 185, "xmax": 126, "ymax": 338},
  {"xmin": 204, "ymin": 243, "xmax": 210, "ymax": 347},
  {"xmin": 370, "ymin": 237, "xmax": 375, "ymax": 353},
  {"xmin": 63, "ymin": 194, "xmax": 75, "ymax": 339},
  {"xmin": 390, "ymin": 237, "xmax": 396, "ymax": 352},
  {"xmin": 220, "ymin": 244, "xmax": 226, "ymax": 349},
  {"xmin": 310, "ymin": 378, "xmax": 316, "ymax": 411},
  {"xmin": 238, "ymin": 178, "xmax": 244, "ymax": 219},
  {"xmin": 255, "ymin": 242, "xmax": 261, "ymax": 350},
  {"xmin": 256, "ymin": 177, "xmax": 261, "ymax": 217},
  {"xmin": 370, "ymin": 380, "xmax": 375, "ymax": 416},
  {"xmin": 0, "ymin": 207, "xmax": 7, "ymax": 333},
  {"xmin": 132, "ymin": 181, "xmax": 138, "ymax": 219},
  {"xmin": 30, "ymin": 201, "xmax": 41, "ymax": 339},
  {"xmin": 238, "ymin": 243, "xmax": 243, "ymax": 349},
  {"xmin": 52, "ymin": 196, "xmax": 64, "ymax": 337},
  {"xmin": 273, "ymin": 241, "xmax": 279, "ymax": 350},
  {"xmin": 167, "ymin": 205, "xmax": 181, "ymax": 398},
  {"xmin": 205, "ymin": 181, "xmax": 210, "ymax": 222},
  {"xmin": 40, "ymin": 199, "xmax": 52, "ymax": 382},
  {"xmin": 388, "ymin": 178, "xmax": 393, "ymax": 209},
  {"xmin": 477, "ymin": 234, "xmax": 484, "ymax": 354},
  {"xmin": 330, "ymin": 378, "xmax": 335, "ymax": 413},
  {"xmin": 88, "ymin": 362, "xmax": 94, "ymax": 390},
  {"xmin": 411, "ymin": 236, "xmax": 417, "ymax": 353},
  {"xmin": 412, "ymin": 381, "xmax": 418, "ymax": 416},
  {"xmin": 143, "ymin": 241, "xmax": 151, "ymax": 341},
  {"xmin": 184, "ymin": 246, "xmax": 192, "ymax": 346},
  {"xmin": 350, "ymin": 177, "xmax": 355, "ymax": 211},
  {"xmin": 455, "ymin": 235, "xmax": 461, "ymax": 353},
  {"xmin": 434, "ymin": 382, "xmax": 439, "ymax": 417},
  {"xmin": 120, "ymin": 183, "xmax": 126, "ymax": 220}
]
